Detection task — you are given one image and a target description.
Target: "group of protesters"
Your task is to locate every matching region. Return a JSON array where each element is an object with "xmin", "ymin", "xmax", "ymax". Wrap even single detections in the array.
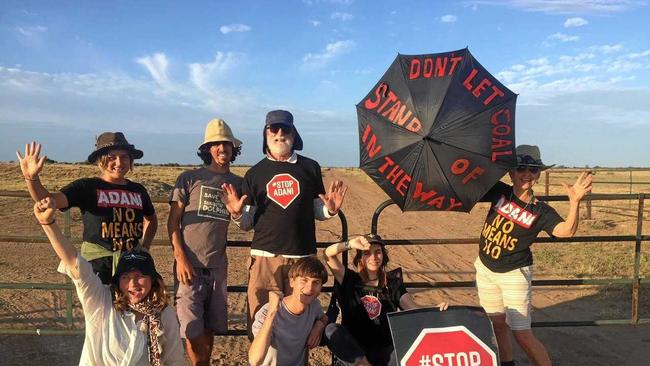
[{"xmin": 18, "ymin": 109, "xmax": 592, "ymax": 366}]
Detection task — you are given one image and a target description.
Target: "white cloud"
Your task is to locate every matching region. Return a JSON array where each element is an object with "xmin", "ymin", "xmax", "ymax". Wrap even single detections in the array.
[
  {"xmin": 219, "ymin": 23, "xmax": 251, "ymax": 34},
  {"xmin": 441, "ymin": 14, "xmax": 458, "ymax": 23},
  {"xmin": 564, "ymin": 17, "xmax": 589, "ymax": 27},
  {"xmin": 135, "ymin": 53, "xmax": 170, "ymax": 87},
  {"xmin": 468, "ymin": 0, "xmax": 645, "ymax": 14},
  {"xmin": 496, "ymin": 44, "xmax": 650, "ymax": 108},
  {"xmin": 14, "ymin": 25, "xmax": 47, "ymax": 37},
  {"xmin": 547, "ymin": 32, "xmax": 580, "ymax": 42},
  {"xmin": 628, "ymin": 50, "xmax": 650, "ymax": 59},
  {"xmin": 331, "ymin": 12, "xmax": 354, "ymax": 21},
  {"xmin": 309, "ymin": 20, "xmax": 321, "ymax": 26},
  {"xmin": 189, "ymin": 52, "xmax": 241, "ymax": 94},
  {"xmin": 302, "ymin": 40, "xmax": 355, "ymax": 68},
  {"xmin": 590, "ymin": 44, "xmax": 624, "ymax": 54}
]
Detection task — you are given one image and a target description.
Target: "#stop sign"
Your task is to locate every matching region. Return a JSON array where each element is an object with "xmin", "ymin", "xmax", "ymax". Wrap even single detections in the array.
[
  {"xmin": 266, "ymin": 173, "xmax": 301, "ymax": 209},
  {"xmin": 400, "ymin": 326, "xmax": 497, "ymax": 366}
]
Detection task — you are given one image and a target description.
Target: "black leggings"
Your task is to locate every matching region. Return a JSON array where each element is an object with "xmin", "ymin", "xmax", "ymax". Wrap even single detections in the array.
[{"xmin": 325, "ymin": 323, "xmax": 397, "ymax": 366}]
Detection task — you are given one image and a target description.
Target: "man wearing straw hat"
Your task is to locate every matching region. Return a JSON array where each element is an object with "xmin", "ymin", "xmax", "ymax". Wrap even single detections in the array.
[{"xmin": 168, "ymin": 118, "xmax": 243, "ymax": 365}]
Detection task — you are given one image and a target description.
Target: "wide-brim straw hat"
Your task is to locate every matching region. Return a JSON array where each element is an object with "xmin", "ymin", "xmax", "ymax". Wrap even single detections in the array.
[
  {"xmin": 87, "ymin": 132, "xmax": 143, "ymax": 163},
  {"xmin": 200, "ymin": 118, "xmax": 242, "ymax": 149}
]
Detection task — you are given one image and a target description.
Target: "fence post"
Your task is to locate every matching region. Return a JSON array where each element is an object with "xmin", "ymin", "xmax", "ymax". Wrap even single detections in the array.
[
  {"xmin": 585, "ymin": 192, "xmax": 592, "ymax": 220},
  {"xmin": 631, "ymin": 193, "xmax": 644, "ymax": 324},
  {"xmin": 545, "ymin": 171, "xmax": 550, "ymax": 196},
  {"xmin": 629, "ymin": 170, "xmax": 633, "ymax": 208}
]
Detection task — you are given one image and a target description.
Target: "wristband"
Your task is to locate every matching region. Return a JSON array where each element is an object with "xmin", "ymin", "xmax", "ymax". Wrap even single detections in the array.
[
  {"xmin": 344, "ymin": 240, "xmax": 351, "ymax": 250},
  {"xmin": 39, "ymin": 219, "xmax": 55, "ymax": 225},
  {"xmin": 24, "ymin": 176, "xmax": 39, "ymax": 181}
]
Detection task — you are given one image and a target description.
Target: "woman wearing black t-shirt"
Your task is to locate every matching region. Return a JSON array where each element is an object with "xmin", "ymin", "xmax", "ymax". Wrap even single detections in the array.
[
  {"xmin": 475, "ymin": 145, "xmax": 592, "ymax": 366},
  {"xmin": 324, "ymin": 235, "xmax": 447, "ymax": 366},
  {"xmin": 17, "ymin": 134, "xmax": 157, "ymax": 284}
]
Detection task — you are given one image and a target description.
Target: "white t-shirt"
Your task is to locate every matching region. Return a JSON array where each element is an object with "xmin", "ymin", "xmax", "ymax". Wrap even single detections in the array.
[{"xmin": 58, "ymin": 255, "xmax": 185, "ymax": 366}]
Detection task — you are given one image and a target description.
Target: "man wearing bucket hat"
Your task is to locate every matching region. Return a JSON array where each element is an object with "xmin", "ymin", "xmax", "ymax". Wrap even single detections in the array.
[
  {"xmin": 168, "ymin": 118, "xmax": 243, "ymax": 365},
  {"xmin": 220, "ymin": 109, "xmax": 347, "ymax": 339},
  {"xmin": 17, "ymin": 133, "xmax": 157, "ymax": 284},
  {"xmin": 474, "ymin": 145, "xmax": 592, "ymax": 366}
]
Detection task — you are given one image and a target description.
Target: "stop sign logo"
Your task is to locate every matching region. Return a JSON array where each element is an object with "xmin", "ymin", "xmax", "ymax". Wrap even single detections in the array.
[
  {"xmin": 401, "ymin": 326, "xmax": 497, "ymax": 366},
  {"xmin": 266, "ymin": 173, "xmax": 301, "ymax": 209}
]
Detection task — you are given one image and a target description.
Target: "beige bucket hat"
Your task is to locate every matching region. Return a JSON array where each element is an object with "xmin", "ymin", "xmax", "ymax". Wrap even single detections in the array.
[{"xmin": 200, "ymin": 118, "xmax": 242, "ymax": 149}]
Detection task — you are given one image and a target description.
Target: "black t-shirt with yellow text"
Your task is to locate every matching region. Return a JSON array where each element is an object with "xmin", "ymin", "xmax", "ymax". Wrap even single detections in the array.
[
  {"xmin": 60, "ymin": 178, "xmax": 155, "ymax": 252},
  {"xmin": 478, "ymin": 182, "xmax": 563, "ymax": 273}
]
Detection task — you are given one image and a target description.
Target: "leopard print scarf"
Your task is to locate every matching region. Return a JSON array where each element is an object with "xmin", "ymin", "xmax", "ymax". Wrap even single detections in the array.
[{"xmin": 128, "ymin": 301, "xmax": 166, "ymax": 366}]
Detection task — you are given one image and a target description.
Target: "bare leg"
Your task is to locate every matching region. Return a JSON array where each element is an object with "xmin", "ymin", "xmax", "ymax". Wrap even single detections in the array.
[
  {"xmin": 513, "ymin": 329, "xmax": 551, "ymax": 366},
  {"xmin": 185, "ymin": 330, "xmax": 214, "ymax": 366},
  {"xmin": 489, "ymin": 313, "xmax": 513, "ymax": 362}
]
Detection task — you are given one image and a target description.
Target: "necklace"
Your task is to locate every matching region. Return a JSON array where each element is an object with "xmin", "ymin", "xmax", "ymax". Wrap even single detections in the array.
[{"xmin": 510, "ymin": 189, "xmax": 534, "ymax": 212}]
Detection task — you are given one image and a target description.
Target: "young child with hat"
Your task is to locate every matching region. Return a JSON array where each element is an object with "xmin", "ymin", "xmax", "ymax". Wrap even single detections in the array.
[
  {"xmin": 17, "ymin": 133, "xmax": 157, "ymax": 284},
  {"xmin": 33, "ymin": 196, "xmax": 184, "ymax": 365}
]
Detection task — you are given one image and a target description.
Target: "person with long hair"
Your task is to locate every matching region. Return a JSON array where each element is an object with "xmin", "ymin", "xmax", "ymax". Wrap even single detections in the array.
[
  {"xmin": 17, "ymin": 133, "xmax": 157, "ymax": 284},
  {"xmin": 168, "ymin": 118, "xmax": 243, "ymax": 365},
  {"xmin": 324, "ymin": 235, "xmax": 448, "ymax": 366},
  {"xmin": 33, "ymin": 197, "xmax": 184, "ymax": 365},
  {"xmin": 475, "ymin": 145, "xmax": 592, "ymax": 366}
]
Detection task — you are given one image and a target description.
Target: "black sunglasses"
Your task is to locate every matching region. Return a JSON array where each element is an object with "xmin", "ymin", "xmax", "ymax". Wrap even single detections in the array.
[
  {"xmin": 267, "ymin": 124, "xmax": 293, "ymax": 134},
  {"xmin": 516, "ymin": 166, "xmax": 540, "ymax": 174}
]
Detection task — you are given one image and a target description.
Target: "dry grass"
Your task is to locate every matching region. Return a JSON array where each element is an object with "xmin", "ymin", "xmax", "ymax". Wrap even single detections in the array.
[{"xmin": 1, "ymin": 163, "xmax": 649, "ymax": 280}]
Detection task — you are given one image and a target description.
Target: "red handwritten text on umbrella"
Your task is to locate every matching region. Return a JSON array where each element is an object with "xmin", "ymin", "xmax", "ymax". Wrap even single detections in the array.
[
  {"xmin": 363, "ymin": 83, "xmax": 422, "ymax": 133},
  {"xmin": 491, "ymin": 108, "xmax": 513, "ymax": 161},
  {"xmin": 463, "ymin": 69, "xmax": 505, "ymax": 107},
  {"xmin": 362, "ymin": 125, "xmax": 470, "ymax": 211},
  {"xmin": 409, "ymin": 55, "xmax": 464, "ymax": 80}
]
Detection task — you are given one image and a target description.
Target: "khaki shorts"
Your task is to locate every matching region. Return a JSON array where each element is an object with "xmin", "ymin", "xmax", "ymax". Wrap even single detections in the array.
[
  {"xmin": 246, "ymin": 255, "xmax": 302, "ymax": 339},
  {"xmin": 175, "ymin": 265, "xmax": 228, "ymax": 339},
  {"xmin": 474, "ymin": 258, "xmax": 533, "ymax": 330}
]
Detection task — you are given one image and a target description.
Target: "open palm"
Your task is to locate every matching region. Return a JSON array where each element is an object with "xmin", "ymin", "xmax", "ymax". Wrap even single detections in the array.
[{"xmin": 16, "ymin": 141, "xmax": 46, "ymax": 179}]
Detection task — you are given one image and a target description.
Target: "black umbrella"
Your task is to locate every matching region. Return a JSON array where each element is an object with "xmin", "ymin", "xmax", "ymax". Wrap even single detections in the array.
[{"xmin": 357, "ymin": 48, "xmax": 517, "ymax": 212}]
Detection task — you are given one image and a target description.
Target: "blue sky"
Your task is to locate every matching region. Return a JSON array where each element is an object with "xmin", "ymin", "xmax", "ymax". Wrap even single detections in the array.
[{"xmin": 1, "ymin": 0, "xmax": 649, "ymax": 167}]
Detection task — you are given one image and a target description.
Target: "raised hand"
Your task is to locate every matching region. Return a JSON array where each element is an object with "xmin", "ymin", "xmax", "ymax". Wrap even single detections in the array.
[
  {"xmin": 349, "ymin": 236, "xmax": 371, "ymax": 251},
  {"xmin": 318, "ymin": 180, "xmax": 347, "ymax": 215},
  {"xmin": 33, "ymin": 197, "xmax": 56, "ymax": 224},
  {"xmin": 562, "ymin": 171, "xmax": 593, "ymax": 203},
  {"xmin": 220, "ymin": 183, "xmax": 247, "ymax": 217},
  {"xmin": 16, "ymin": 141, "xmax": 46, "ymax": 179}
]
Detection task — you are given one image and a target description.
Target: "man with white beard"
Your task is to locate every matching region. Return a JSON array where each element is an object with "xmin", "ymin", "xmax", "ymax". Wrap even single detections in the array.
[{"xmin": 220, "ymin": 110, "xmax": 346, "ymax": 339}]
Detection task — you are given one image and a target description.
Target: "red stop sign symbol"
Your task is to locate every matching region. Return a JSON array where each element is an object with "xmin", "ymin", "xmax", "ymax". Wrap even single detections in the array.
[
  {"xmin": 266, "ymin": 173, "xmax": 301, "ymax": 209},
  {"xmin": 401, "ymin": 326, "xmax": 497, "ymax": 366}
]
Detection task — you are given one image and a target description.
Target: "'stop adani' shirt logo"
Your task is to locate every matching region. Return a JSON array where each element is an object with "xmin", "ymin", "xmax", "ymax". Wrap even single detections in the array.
[
  {"xmin": 494, "ymin": 195, "xmax": 538, "ymax": 229},
  {"xmin": 266, "ymin": 173, "xmax": 300, "ymax": 209},
  {"xmin": 96, "ymin": 189, "xmax": 143, "ymax": 209}
]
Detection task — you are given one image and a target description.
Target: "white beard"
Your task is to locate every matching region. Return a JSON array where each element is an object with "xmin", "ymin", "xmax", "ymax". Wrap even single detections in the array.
[{"xmin": 268, "ymin": 140, "xmax": 292, "ymax": 158}]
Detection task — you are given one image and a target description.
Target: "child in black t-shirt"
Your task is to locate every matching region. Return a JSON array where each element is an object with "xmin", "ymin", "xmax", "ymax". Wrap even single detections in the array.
[
  {"xmin": 324, "ymin": 235, "xmax": 448, "ymax": 366},
  {"xmin": 17, "ymin": 133, "xmax": 157, "ymax": 284}
]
